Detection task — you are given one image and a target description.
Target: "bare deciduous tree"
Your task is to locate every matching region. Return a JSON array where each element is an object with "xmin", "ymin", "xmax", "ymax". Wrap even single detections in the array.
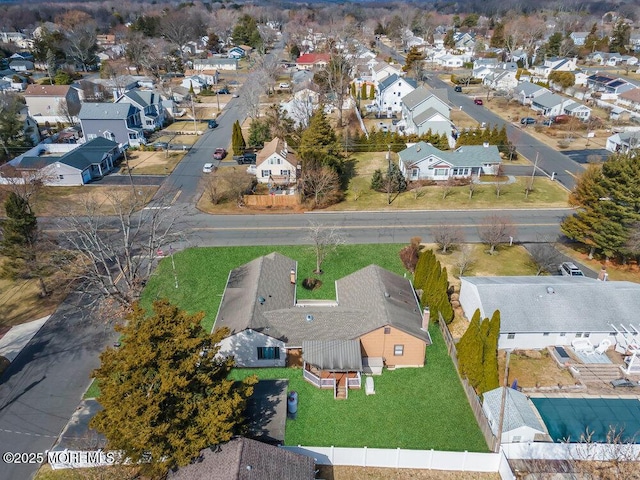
[
  {"xmin": 307, "ymin": 221, "xmax": 345, "ymax": 274},
  {"xmin": 300, "ymin": 166, "xmax": 340, "ymax": 207},
  {"xmin": 455, "ymin": 245, "xmax": 475, "ymax": 277},
  {"xmin": 57, "ymin": 188, "xmax": 186, "ymax": 317},
  {"xmin": 434, "ymin": 224, "xmax": 465, "ymax": 254},
  {"xmin": 528, "ymin": 239, "xmax": 563, "ymax": 275},
  {"xmin": 238, "ymin": 74, "xmax": 265, "ymax": 120},
  {"xmin": 569, "ymin": 427, "xmax": 640, "ymax": 480},
  {"xmin": 441, "ymin": 177, "xmax": 455, "ymax": 199},
  {"xmin": 477, "ymin": 215, "xmax": 517, "ymax": 254}
]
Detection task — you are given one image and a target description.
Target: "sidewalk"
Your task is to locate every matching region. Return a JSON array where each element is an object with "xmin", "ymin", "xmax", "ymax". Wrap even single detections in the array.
[{"xmin": 0, "ymin": 316, "xmax": 50, "ymax": 363}]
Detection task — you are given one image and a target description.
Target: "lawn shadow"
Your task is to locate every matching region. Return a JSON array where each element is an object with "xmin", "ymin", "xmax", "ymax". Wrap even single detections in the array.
[
  {"xmin": 340, "ymin": 157, "xmax": 357, "ymax": 190},
  {"xmin": 243, "ymin": 379, "xmax": 289, "ymax": 445}
]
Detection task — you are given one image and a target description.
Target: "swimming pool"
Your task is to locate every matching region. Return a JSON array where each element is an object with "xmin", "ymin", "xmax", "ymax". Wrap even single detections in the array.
[{"xmin": 531, "ymin": 397, "xmax": 640, "ymax": 443}]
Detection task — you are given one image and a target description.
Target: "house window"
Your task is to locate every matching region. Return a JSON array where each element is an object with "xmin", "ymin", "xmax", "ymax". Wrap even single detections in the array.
[
  {"xmin": 411, "ymin": 168, "xmax": 419, "ymax": 179},
  {"xmin": 384, "ymin": 327, "xmax": 391, "ymax": 334},
  {"xmin": 269, "ymin": 157, "xmax": 282, "ymax": 165},
  {"xmin": 434, "ymin": 168, "xmax": 448, "ymax": 176},
  {"xmin": 507, "ymin": 333, "xmax": 516, "ymax": 339},
  {"xmin": 262, "ymin": 170, "xmax": 271, "ymax": 177},
  {"xmin": 560, "ymin": 332, "xmax": 566, "ymax": 337},
  {"xmin": 280, "ymin": 170, "xmax": 290, "ymax": 176},
  {"xmin": 584, "ymin": 332, "xmax": 590, "ymax": 338},
  {"xmin": 512, "ymin": 436, "xmax": 522, "ymax": 443},
  {"xmin": 128, "ymin": 133, "xmax": 137, "ymax": 140},
  {"xmin": 257, "ymin": 347, "xmax": 280, "ymax": 360},
  {"xmin": 543, "ymin": 332, "xmax": 550, "ymax": 336},
  {"xmin": 58, "ymin": 175, "xmax": 64, "ymax": 180},
  {"xmin": 393, "ymin": 344, "xmax": 404, "ymax": 356},
  {"xmin": 575, "ymin": 333, "xmax": 583, "ymax": 338},
  {"xmin": 87, "ymin": 134, "xmax": 97, "ymax": 140}
]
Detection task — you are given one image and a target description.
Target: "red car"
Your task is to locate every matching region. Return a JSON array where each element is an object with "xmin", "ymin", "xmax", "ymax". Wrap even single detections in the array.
[
  {"xmin": 213, "ymin": 148, "xmax": 227, "ymax": 160},
  {"xmin": 474, "ymin": 98, "xmax": 483, "ymax": 105}
]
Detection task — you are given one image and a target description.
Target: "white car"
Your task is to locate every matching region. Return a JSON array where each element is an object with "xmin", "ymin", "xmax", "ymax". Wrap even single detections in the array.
[
  {"xmin": 559, "ymin": 262, "xmax": 584, "ymax": 277},
  {"xmin": 278, "ymin": 82, "xmax": 290, "ymax": 89},
  {"xmin": 202, "ymin": 163, "xmax": 214, "ymax": 173},
  {"xmin": 246, "ymin": 165, "xmax": 257, "ymax": 175}
]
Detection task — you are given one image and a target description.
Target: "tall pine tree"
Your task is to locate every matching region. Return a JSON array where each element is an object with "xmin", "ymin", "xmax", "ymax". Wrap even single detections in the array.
[
  {"xmin": 231, "ymin": 120, "xmax": 246, "ymax": 156},
  {"xmin": 298, "ymin": 107, "xmax": 344, "ymax": 175},
  {"xmin": 458, "ymin": 309, "xmax": 484, "ymax": 389}
]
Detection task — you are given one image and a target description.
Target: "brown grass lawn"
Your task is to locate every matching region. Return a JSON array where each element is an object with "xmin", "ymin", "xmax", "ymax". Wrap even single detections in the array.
[
  {"xmin": 125, "ymin": 151, "xmax": 185, "ymax": 175},
  {"xmin": 35, "ymin": 464, "xmax": 139, "ymax": 480},
  {"xmin": 163, "ymin": 120, "xmax": 208, "ymax": 133},
  {"xmin": 498, "ymin": 349, "xmax": 576, "ymax": 389},
  {"xmin": 318, "ymin": 466, "xmax": 499, "ymax": 480}
]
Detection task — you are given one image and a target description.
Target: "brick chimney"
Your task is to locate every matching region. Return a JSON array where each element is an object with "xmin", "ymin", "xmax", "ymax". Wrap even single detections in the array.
[{"xmin": 422, "ymin": 307, "xmax": 430, "ymax": 330}]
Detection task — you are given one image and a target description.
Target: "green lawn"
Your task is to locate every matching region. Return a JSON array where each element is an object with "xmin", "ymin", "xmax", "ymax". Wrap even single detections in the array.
[
  {"xmin": 229, "ymin": 323, "xmax": 488, "ymax": 452},
  {"xmin": 84, "ymin": 378, "xmax": 100, "ymax": 399},
  {"xmin": 141, "ymin": 244, "xmax": 407, "ymax": 332}
]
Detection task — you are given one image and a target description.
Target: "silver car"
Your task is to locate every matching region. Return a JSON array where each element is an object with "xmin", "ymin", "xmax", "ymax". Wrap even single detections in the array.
[{"xmin": 559, "ymin": 262, "xmax": 584, "ymax": 277}]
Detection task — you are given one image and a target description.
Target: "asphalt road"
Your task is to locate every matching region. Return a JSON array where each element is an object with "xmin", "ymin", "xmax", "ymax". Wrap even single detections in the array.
[
  {"xmin": 185, "ymin": 208, "xmax": 572, "ymax": 246},
  {"xmin": 0, "ymin": 293, "xmax": 118, "ymax": 480}
]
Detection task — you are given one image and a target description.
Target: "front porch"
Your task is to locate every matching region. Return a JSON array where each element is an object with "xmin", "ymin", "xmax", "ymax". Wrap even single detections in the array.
[{"xmin": 302, "ymin": 363, "xmax": 361, "ymax": 399}]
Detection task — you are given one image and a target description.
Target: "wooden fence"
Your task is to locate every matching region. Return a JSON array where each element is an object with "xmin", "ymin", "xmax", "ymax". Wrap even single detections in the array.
[
  {"xmin": 243, "ymin": 194, "xmax": 300, "ymax": 207},
  {"xmin": 438, "ymin": 314, "xmax": 498, "ymax": 452}
]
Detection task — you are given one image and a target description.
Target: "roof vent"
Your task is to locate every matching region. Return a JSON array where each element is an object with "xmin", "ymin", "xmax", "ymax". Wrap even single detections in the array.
[
  {"xmin": 258, "ymin": 296, "xmax": 266, "ymax": 305},
  {"xmin": 483, "ymin": 142, "xmax": 489, "ymax": 148},
  {"xmin": 546, "ymin": 287, "xmax": 555, "ymax": 294},
  {"xmin": 384, "ymin": 292, "xmax": 390, "ymax": 298},
  {"xmin": 305, "ymin": 314, "xmax": 314, "ymax": 322}
]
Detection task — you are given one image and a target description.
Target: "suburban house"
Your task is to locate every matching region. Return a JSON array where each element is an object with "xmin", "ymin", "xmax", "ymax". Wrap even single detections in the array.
[
  {"xmin": 23, "ymin": 84, "xmax": 81, "ymax": 125},
  {"xmin": 631, "ymin": 33, "xmax": 640, "ymax": 53},
  {"xmin": 617, "ymin": 88, "xmax": 640, "ymax": 113},
  {"xmin": 79, "ymin": 102, "xmax": 146, "ymax": 147},
  {"xmin": 512, "ymin": 82, "xmax": 549, "ymax": 105},
  {"xmin": 9, "ymin": 59, "xmax": 34, "ymax": 72},
  {"xmin": 398, "ymin": 141, "xmax": 501, "ymax": 181},
  {"xmin": 436, "ymin": 54, "xmax": 464, "ymax": 68},
  {"xmin": 193, "ymin": 57, "xmax": 238, "ymax": 72},
  {"xmin": 214, "ymin": 253, "xmax": 431, "ymax": 399},
  {"xmin": 458, "ymin": 276, "xmax": 640, "ymax": 350},
  {"xmin": 1, "ymin": 137, "xmax": 120, "ymax": 186},
  {"xmin": 115, "ymin": 88, "xmax": 166, "ymax": 131},
  {"xmin": 376, "ymin": 74, "xmax": 417, "ymax": 116},
  {"xmin": 473, "ymin": 58, "xmax": 499, "ymax": 78},
  {"xmin": 254, "ymin": 137, "xmax": 298, "ymax": 186},
  {"xmin": 370, "ymin": 61, "xmax": 403, "ymax": 85},
  {"xmin": 280, "ymin": 88, "xmax": 319, "ymax": 127},
  {"xmin": 587, "ymin": 74, "xmax": 636, "ymax": 99},
  {"xmin": 605, "ymin": 130, "xmax": 640, "ymax": 154},
  {"xmin": 530, "ymin": 92, "xmax": 572, "ymax": 117},
  {"xmin": 400, "ymin": 86, "xmax": 453, "ymax": 141},
  {"xmin": 483, "ymin": 70, "xmax": 518, "ymax": 91},
  {"xmin": 532, "ymin": 57, "xmax": 577, "ymax": 79},
  {"xmin": 569, "ymin": 32, "xmax": 588, "ymax": 46},
  {"xmin": 482, "ymin": 387, "xmax": 547, "ymax": 444},
  {"xmin": 227, "ymin": 45, "xmax": 251, "ymax": 59},
  {"xmin": 295, "ymin": 52, "xmax": 330, "ymax": 70},
  {"xmin": 167, "ymin": 437, "xmax": 315, "ymax": 480},
  {"xmin": 563, "ymin": 101, "xmax": 591, "ymax": 121}
]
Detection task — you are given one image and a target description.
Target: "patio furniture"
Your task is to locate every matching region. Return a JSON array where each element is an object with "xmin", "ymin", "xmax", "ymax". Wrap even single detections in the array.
[
  {"xmin": 365, "ymin": 376, "xmax": 375, "ymax": 395},
  {"xmin": 572, "ymin": 338, "xmax": 595, "ymax": 354},
  {"xmin": 595, "ymin": 338, "xmax": 612, "ymax": 355}
]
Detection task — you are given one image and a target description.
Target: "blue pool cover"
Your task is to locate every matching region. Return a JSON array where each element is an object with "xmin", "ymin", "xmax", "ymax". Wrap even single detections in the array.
[{"xmin": 532, "ymin": 397, "xmax": 640, "ymax": 443}]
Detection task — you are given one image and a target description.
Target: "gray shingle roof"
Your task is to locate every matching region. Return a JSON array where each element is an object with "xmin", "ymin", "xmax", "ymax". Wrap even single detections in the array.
[
  {"xmin": 120, "ymin": 88, "xmax": 160, "ymax": 108},
  {"xmin": 79, "ymin": 102, "xmax": 138, "ymax": 120},
  {"xmin": 483, "ymin": 387, "xmax": 545, "ymax": 434},
  {"xmin": 413, "ymin": 107, "xmax": 447, "ymax": 126},
  {"xmin": 402, "ymin": 86, "xmax": 449, "ymax": 111},
  {"xmin": 16, "ymin": 156, "xmax": 60, "ymax": 169},
  {"xmin": 378, "ymin": 74, "xmax": 417, "ymax": 92},
  {"xmin": 302, "ymin": 340, "xmax": 362, "ymax": 370},
  {"xmin": 167, "ymin": 437, "xmax": 315, "ymax": 480},
  {"xmin": 460, "ymin": 276, "xmax": 640, "ymax": 333},
  {"xmin": 399, "ymin": 142, "xmax": 501, "ymax": 169},
  {"xmin": 15, "ymin": 137, "xmax": 118, "ymax": 171},
  {"xmin": 215, "ymin": 255, "xmax": 429, "ymax": 346},
  {"xmin": 532, "ymin": 92, "xmax": 566, "ymax": 108},
  {"xmin": 515, "ymin": 82, "xmax": 549, "ymax": 97}
]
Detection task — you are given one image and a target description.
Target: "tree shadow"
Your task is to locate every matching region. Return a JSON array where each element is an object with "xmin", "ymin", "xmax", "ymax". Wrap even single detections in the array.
[
  {"xmin": 241, "ymin": 379, "xmax": 288, "ymax": 446},
  {"xmin": 340, "ymin": 157, "xmax": 357, "ymax": 191}
]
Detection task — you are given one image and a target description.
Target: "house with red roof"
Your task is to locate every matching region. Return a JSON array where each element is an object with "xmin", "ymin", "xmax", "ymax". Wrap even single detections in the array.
[{"xmin": 296, "ymin": 53, "xmax": 330, "ymax": 71}]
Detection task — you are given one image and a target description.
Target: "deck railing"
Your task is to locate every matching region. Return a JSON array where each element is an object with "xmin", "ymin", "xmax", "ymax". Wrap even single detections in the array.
[
  {"xmin": 303, "ymin": 368, "xmax": 322, "ymax": 387},
  {"xmin": 347, "ymin": 372, "xmax": 361, "ymax": 388}
]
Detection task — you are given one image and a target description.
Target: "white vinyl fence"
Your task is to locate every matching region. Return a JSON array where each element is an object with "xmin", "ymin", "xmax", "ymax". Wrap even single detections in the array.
[
  {"xmin": 503, "ymin": 442, "xmax": 640, "ymax": 461},
  {"xmin": 281, "ymin": 446, "xmax": 515, "ymax": 479}
]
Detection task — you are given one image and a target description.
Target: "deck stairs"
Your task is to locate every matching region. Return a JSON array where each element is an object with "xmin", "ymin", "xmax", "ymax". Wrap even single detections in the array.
[{"xmin": 570, "ymin": 364, "xmax": 624, "ymax": 383}]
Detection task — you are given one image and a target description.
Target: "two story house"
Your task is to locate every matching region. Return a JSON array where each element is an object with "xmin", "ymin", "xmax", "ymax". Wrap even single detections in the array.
[
  {"xmin": 370, "ymin": 61, "xmax": 403, "ymax": 86},
  {"xmin": 79, "ymin": 103, "xmax": 146, "ymax": 147},
  {"xmin": 375, "ymin": 74, "xmax": 417, "ymax": 117},
  {"xmin": 255, "ymin": 137, "xmax": 298, "ymax": 186},
  {"xmin": 115, "ymin": 89, "xmax": 166, "ymax": 131},
  {"xmin": 532, "ymin": 57, "xmax": 577, "ymax": 80},
  {"xmin": 400, "ymin": 86, "xmax": 453, "ymax": 142},
  {"xmin": 398, "ymin": 141, "xmax": 501, "ymax": 181},
  {"xmin": 23, "ymin": 85, "xmax": 81, "ymax": 125}
]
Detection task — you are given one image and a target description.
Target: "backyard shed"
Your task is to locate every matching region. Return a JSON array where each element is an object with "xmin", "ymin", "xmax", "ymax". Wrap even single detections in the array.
[{"xmin": 482, "ymin": 387, "xmax": 547, "ymax": 443}]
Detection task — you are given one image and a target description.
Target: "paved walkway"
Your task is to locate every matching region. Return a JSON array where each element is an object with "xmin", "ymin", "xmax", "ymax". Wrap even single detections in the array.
[
  {"xmin": 0, "ymin": 316, "xmax": 49, "ymax": 362},
  {"xmin": 473, "ymin": 175, "xmax": 516, "ymax": 185}
]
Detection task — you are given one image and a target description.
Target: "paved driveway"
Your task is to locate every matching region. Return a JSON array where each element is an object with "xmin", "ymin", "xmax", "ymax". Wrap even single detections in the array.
[
  {"xmin": 90, "ymin": 174, "xmax": 166, "ymax": 186},
  {"xmin": 561, "ymin": 149, "xmax": 612, "ymax": 165}
]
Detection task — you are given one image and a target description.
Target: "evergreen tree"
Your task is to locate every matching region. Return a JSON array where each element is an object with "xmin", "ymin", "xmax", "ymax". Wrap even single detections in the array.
[
  {"xmin": 231, "ymin": 120, "xmax": 246, "ymax": 155},
  {"xmin": 0, "ymin": 94, "xmax": 35, "ymax": 163},
  {"xmin": 403, "ymin": 46, "xmax": 425, "ymax": 73},
  {"xmin": 91, "ymin": 300, "xmax": 257, "ymax": 477},
  {"xmin": 369, "ymin": 85, "xmax": 375, "ymax": 100},
  {"xmin": 351, "ymin": 82, "xmax": 356, "ymax": 97},
  {"xmin": 490, "ymin": 23, "xmax": 505, "ymax": 48},
  {"xmin": 370, "ymin": 169, "xmax": 384, "ymax": 191},
  {"xmin": 247, "ymin": 118, "xmax": 270, "ymax": 149},
  {"xmin": 444, "ymin": 30, "xmax": 455, "ymax": 49},
  {"xmin": 545, "ymin": 32, "xmax": 563, "ymax": 57},
  {"xmin": 360, "ymin": 83, "xmax": 367, "ymax": 100},
  {"xmin": 232, "ymin": 14, "xmax": 262, "ymax": 49},
  {"xmin": 413, "ymin": 248, "xmax": 430, "ymax": 290},
  {"xmin": 289, "ymin": 44, "xmax": 300, "ymax": 61},
  {"xmin": 561, "ymin": 154, "xmax": 640, "ymax": 259},
  {"xmin": 298, "ymin": 107, "xmax": 344, "ymax": 175},
  {"xmin": 610, "ymin": 20, "xmax": 631, "ymax": 54},
  {"xmin": 0, "ymin": 192, "xmax": 38, "ymax": 280},
  {"xmin": 480, "ymin": 311, "xmax": 501, "ymax": 394},
  {"xmin": 458, "ymin": 310, "xmax": 484, "ymax": 388}
]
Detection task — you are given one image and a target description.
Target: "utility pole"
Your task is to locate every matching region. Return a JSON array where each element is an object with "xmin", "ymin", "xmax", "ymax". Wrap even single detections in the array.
[
  {"xmin": 170, "ymin": 245, "xmax": 178, "ymax": 289},
  {"xmin": 122, "ymin": 146, "xmax": 135, "ymax": 196},
  {"xmin": 386, "ymin": 144, "xmax": 392, "ymax": 205},
  {"xmin": 496, "ymin": 350, "xmax": 510, "ymax": 451},
  {"xmin": 525, "ymin": 152, "xmax": 539, "ymax": 199}
]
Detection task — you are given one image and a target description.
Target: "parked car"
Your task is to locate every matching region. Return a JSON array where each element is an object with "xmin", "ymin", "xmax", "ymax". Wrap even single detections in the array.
[
  {"xmin": 202, "ymin": 163, "xmax": 214, "ymax": 173},
  {"xmin": 208, "ymin": 119, "xmax": 218, "ymax": 129},
  {"xmin": 559, "ymin": 262, "xmax": 584, "ymax": 277},
  {"xmin": 365, "ymin": 103, "xmax": 378, "ymax": 112},
  {"xmin": 232, "ymin": 93, "xmax": 239, "ymax": 98},
  {"xmin": 542, "ymin": 119, "xmax": 553, "ymax": 126},
  {"xmin": 520, "ymin": 117, "xmax": 536, "ymax": 125},
  {"xmin": 454, "ymin": 85, "xmax": 462, "ymax": 92},
  {"xmin": 233, "ymin": 153, "xmax": 257, "ymax": 165},
  {"xmin": 553, "ymin": 114, "xmax": 570, "ymax": 124},
  {"xmin": 474, "ymin": 98, "xmax": 483, "ymax": 105},
  {"xmin": 278, "ymin": 82, "xmax": 290, "ymax": 89},
  {"xmin": 213, "ymin": 148, "xmax": 227, "ymax": 160},
  {"xmin": 153, "ymin": 141, "xmax": 169, "ymax": 150},
  {"xmin": 217, "ymin": 88, "xmax": 230, "ymax": 95}
]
